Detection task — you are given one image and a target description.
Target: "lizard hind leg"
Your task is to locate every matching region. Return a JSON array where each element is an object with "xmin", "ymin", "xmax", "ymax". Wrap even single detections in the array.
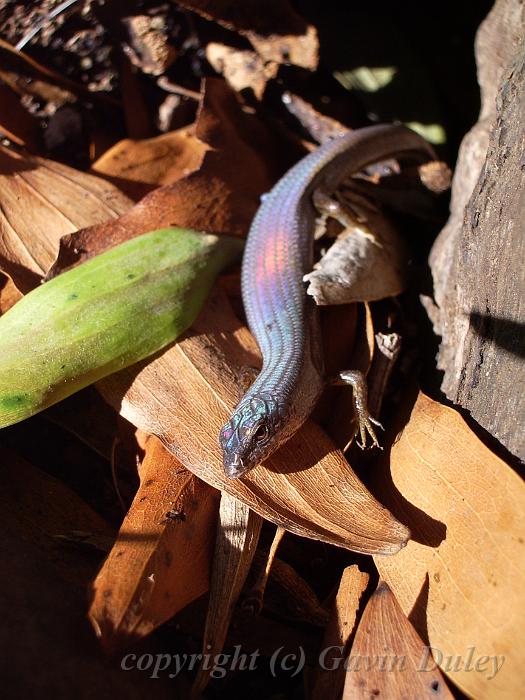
[{"xmin": 331, "ymin": 369, "xmax": 383, "ymax": 450}]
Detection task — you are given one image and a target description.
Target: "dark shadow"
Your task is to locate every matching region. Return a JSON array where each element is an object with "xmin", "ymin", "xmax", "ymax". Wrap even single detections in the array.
[
  {"xmin": 408, "ymin": 573, "xmax": 430, "ymax": 645},
  {"xmin": 469, "ymin": 311, "xmax": 525, "ymax": 359},
  {"xmin": 362, "ymin": 385, "xmax": 447, "ymax": 548},
  {"xmin": 0, "ymin": 258, "xmax": 42, "ymax": 294},
  {"xmin": 0, "ymin": 147, "xmax": 39, "ymax": 175}
]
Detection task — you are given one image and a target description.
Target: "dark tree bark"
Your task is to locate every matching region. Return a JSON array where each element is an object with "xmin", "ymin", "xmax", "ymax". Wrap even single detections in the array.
[{"xmin": 427, "ymin": 0, "xmax": 525, "ymax": 460}]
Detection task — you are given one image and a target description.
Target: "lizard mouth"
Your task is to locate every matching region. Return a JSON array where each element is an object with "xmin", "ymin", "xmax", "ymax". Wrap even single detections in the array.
[{"xmin": 223, "ymin": 452, "xmax": 251, "ymax": 479}]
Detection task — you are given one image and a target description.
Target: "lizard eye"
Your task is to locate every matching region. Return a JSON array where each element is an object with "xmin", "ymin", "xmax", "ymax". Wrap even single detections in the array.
[{"xmin": 252, "ymin": 424, "xmax": 269, "ymax": 443}]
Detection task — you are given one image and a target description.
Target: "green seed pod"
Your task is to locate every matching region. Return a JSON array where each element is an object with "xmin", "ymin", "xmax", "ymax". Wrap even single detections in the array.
[{"xmin": 0, "ymin": 227, "xmax": 243, "ymax": 428}]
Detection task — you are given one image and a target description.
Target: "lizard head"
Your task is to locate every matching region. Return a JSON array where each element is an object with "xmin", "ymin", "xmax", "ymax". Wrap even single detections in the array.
[{"xmin": 219, "ymin": 395, "xmax": 282, "ymax": 478}]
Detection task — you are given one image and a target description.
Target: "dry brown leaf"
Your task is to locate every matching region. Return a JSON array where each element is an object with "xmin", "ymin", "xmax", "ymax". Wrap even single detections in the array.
[
  {"xmin": 0, "ymin": 445, "xmax": 115, "ymax": 586},
  {"xmin": 206, "ymin": 43, "xmax": 278, "ymax": 100},
  {"xmin": 178, "ymin": 0, "xmax": 318, "ymax": 70},
  {"xmin": 0, "ymin": 272, "xmax": 22, "ymax": 314},
  {"xmin": 48, "ymin": 78, "xmax": 301, "ymax": 276},
  {"xmin": 97, "ymin": 287, "xmax": 410, "ymax": 555},
  {"xmin": 342, "ymin": 582, "xmax": 454, "ymax": 700},
  {"xmin": 311, "ymin": 565, "xmax": 370, "ymax": 700},
  {"xmin": 91, "ymin": 127, "xmax": 207, "ymax": 200},
  {"xmin": 0, "ymin": 146, "xmax": 132, "ymax": 293},
  {"xmin": 374, "ymin": 392, "xmax": 525, "ymax": 699},
  {"xmin": 192, "ymin": 493, "xmax": 262, "ymax": 695},
  {"xmin": 89, "ymin": 435, "xmax": 219, "ymax": 651}
]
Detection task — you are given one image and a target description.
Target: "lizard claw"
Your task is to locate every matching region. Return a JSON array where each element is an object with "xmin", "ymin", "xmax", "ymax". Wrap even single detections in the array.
[{"xmin": 355, "ymin": 414, "xmax": 384, "ymax": 450}]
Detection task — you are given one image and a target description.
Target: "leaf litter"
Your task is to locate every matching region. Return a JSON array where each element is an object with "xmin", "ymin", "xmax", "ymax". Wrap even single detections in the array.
[{"xmin": 0, "ymin": 4, "xmax": 521, "ymax": 698}]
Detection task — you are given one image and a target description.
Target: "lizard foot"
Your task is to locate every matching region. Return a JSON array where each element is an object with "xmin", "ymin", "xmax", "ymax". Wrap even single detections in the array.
[{"xmin": 331, "ymin": 369, "xmax": 383, "ymax": 450}]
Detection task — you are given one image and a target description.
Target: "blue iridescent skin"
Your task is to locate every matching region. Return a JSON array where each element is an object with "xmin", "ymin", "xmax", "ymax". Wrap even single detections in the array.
[{"xmin": 219, "ymin": 125, "xmax": 434, "ymax": 478}]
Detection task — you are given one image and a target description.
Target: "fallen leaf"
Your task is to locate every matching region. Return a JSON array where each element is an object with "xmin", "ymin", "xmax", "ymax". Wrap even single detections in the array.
[
  {"xmin": 0, "ymin": 445, "xmax": 115, "ymax": 586},
  {"xmin": 48, "ymin": 78, "xmax": 301, "ymax": 275},
  {"xmin": 192, "ymin": 492, "xmax": 262, "ymax": 695},
  {"xmin": 0, "ymin": 520, "xmax": 175, "ymax": 699},
  {"xmin": 311, "ymin": 565, "xmax": 370, "ymax": 700},
  {"xmin": 89, "ymin": 435, "xmax": 219, "ymax": 651},
  {"xmin": 0, "ymin": 272, "xmax": 22, "ymax": 314},
  {"xmin": 97, "ymin": 287, "xmax": 410, "ymax": 555},
  {"xmin": 0, "ymin": 228, "xmax": 242, "ymax": 428},
  {"xmin": 91, "ymin": 127, "xmax": 207, "ymax": 200},
  {"xmin": 342, "ymin": 582, "xmax": 454, "ymax": 699},
  {"xmin": 373, "ymin": 392, "xmax": 525, "ymax": 699},
  {"xmin": 0, "ymin": 145, "xmax": 131, "ymax": 293}
]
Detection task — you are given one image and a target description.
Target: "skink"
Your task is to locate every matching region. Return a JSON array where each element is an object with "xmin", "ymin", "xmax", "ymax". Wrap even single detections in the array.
[{"xmin": 219, "ymin": 124, "xmax": 434, "ymax": 478}]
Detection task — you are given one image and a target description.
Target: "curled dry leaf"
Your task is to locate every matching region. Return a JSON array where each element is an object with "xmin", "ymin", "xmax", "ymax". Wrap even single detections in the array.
[
  {"xmin": 305, "ymin": 209, "xmax": 406, "ymax": 305},
  {"xmin": 0, "ymin": 445, "xmax": 115, "ymax": 586},
  {"xmin": 89, "ymin": 435, "xmax": 219, "ymax": 652},
  {"xmin": 0, "ymin": 145, "xmax": 131, "ymax": 293},
  {"xmin": 342, "ymin": 582, "xmax": 454, "ymax": 700},
  {"xmin": 97, "ymin": 288, "xmax": 410, "ymax": 555},
  {"xmin": 91, "ymin": 127, "xmax": 207, "ymax": 200},
  {"xmin": 311, "ymin": 565, "xmax": 370, "ymax": 700},
  {"xmin": 192, "ymin": 493, "xmax": 262, "ymax": 695},
  {"xmin": 206, "ymin": 43, "xmax": 279, "ymax": 100},
  {"xmin": 373, "ymin": 392, "xmax": 525, "ymax": 699},
  {"xmin": 49, "ymin": 78, "xmax": 301, "ymax": 275}
]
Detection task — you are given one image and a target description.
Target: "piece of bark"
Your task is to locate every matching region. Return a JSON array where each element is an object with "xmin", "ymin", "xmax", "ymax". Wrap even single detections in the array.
[{"xmin": 427, "ymin": 0, "xmax": 525, "ymax": 459}]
